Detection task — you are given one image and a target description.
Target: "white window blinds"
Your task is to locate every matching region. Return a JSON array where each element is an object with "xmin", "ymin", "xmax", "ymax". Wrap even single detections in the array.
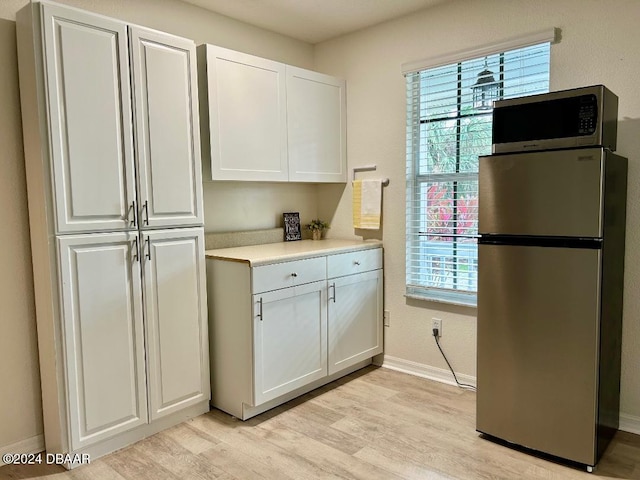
[{"xmin": 405, "ymin": 42, "xmax": 551, "ymax": 305}]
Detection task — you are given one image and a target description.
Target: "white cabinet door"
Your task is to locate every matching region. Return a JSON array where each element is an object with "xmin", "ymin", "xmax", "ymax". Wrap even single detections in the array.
[
  {"xmin": 286, "ymin": 66, "xmax": 347, "ymax": 183},
  {"xmin": 42, "ymin": 4, "xmax": 136, "ymax": 233},
  {"xmin": 253, "ymin": 280, "xmax": 327, "ymax": 405},
  {"xmin": 201, "ymin": 45, "xmax": 288, "ymax": 181},
  {"xmin": 130, "ymin": 27, "xmax": 204, "ymax": 228},
  {"xmin": 142, "ymin": 228, "xmax": 209, "ymax": 420},
  {"xmin": 328, "ymin": 269, "xmax": 383, "ymax": 375},
  {"xmin": 57, "ymin": 232, "xmax": 147, "ymax": 450}
]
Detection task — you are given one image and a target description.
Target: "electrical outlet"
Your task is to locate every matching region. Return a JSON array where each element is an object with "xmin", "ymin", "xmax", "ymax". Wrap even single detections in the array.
[
  {"xmin": 432, "ymin": 318, "xmax": 442, "ymax": 337},
  {"xmin": 383, "ymin": 310, "xmax": 390, "ymax": 327}
]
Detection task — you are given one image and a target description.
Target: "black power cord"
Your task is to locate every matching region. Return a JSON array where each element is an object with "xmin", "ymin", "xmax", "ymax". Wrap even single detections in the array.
[{"xmin": 432, "ymin": 328, "xmax": 476, "ymax": 391}]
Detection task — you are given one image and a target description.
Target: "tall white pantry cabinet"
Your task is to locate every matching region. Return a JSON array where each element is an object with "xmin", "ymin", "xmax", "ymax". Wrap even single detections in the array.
[{"xmin": 16, "ymin": 0, "xmax": 209, "ymax": 464}]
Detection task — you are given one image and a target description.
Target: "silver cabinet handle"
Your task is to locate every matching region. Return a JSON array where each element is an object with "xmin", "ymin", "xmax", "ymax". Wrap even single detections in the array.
[
  {"xmin": 132, "ymin": 237, "xmax": 139, "ymax": 262},
  {"xmin": 143, "ymin": 200, "xmax": 149, "ymax": 226},
  {"xmin": 329, "ymin": 283, "xmax": 336, "ymax": 303},
  {"xmin": 145, "ymin": 236, "xmax": 151, "ymax": 261},
  {"xmin": 130, "ymin": 201, "xmax": 138, "ymax": 227},
  {"xmin": 257, "ymin": 297, "xmax": 263, "ymax": 321}
]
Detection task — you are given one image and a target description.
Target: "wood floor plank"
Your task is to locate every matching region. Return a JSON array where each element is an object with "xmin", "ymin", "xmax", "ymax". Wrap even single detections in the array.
[
  {"xmin": 67, "ymin": 459, "xmax": 129, "ymax": 480},
  {"xmin": 162, "ymin": 422, "xmax": 220, "ymax": 455},
  {"xmin": 131, "ymin": 431, "xmax": 228, "ymax": 479},
  {"xmin": 353, "ymin": 445, "xmax": 456, "ymax": 480},
  {"xmin": 2, "ymin": 366, "xmax": 639, "ymax": 480},
  {"xmin": 199, "ymin": 442, "xmax": 294, "ymax": 480},
  {"xmin": 249, "ymin": 421, "xmax": 406, "ymax": 480},
  {"xmin": 101, "ymin": 446, "xmax": 179, "ymax": 480},
  {"xmin": 203, "ymin": 423, "xmax": 341, "ymax": 479},
  {"xmin": 261, "ymin": 407, "xmax": 365, "ymax": 456}
]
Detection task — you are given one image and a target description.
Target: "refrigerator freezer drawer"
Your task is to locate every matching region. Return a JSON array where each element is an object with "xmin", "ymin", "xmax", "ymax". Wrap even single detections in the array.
[
  {"xmin": 479, "ymin": 148, "xmax": 604, "ymax": 238},
  {"xmin": 477, "ymin": 243, "xmax": 601, "ymax": 466}
]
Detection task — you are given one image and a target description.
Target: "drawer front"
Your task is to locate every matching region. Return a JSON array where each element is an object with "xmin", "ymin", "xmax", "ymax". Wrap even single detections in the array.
[
  {"xmin": 327, "ymin": 248, "xmax": 382, "ymax": 278},
  {"xmin": 252, "ymin": 256, "xmax": 326, "ymax": 293}
]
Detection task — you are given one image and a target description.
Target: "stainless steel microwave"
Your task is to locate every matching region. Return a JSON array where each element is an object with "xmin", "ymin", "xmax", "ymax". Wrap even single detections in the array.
[{"xmin": 491, "ymin": 85, "xmax": 618, "ymax": 154}]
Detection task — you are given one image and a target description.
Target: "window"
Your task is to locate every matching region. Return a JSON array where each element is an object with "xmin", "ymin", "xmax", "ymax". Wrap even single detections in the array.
[{"xmin": 405, "ymin": 42, "xmax": 551, "ymax": 306}]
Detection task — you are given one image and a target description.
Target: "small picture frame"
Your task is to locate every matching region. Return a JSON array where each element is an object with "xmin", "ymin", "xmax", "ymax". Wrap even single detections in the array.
[{"xmin": 283, "ymin": 212, "xmax": 302, "ymax": 241}]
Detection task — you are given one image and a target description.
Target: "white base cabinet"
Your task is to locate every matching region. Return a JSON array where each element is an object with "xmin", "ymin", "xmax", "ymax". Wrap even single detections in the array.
[
  {"xmin": 58, "ymin": 229, "xmax": 209, "ymax": 451},
  {"xmin": 254, "ymin": 280, "xmax": 328, "ymax": 405},
  {"xmin": 207, "ymin": 242, "xmax": 382, "ymax": 420},
  {"xmin": 143, "ymin": 229, "xmax": 209, "ymax": 421},
  {"xmin": 328, "ymin": 269, "xmax": 384, "ymax": 375},
  {"xmin": 58, "ymin": 233, "xmax": 148, "ymax": 450}
]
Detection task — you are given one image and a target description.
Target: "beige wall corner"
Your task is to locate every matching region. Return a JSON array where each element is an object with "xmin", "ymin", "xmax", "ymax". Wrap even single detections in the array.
[{"xmin": 0, "ymin": 17, "xmax": 43, "ymax": 450}]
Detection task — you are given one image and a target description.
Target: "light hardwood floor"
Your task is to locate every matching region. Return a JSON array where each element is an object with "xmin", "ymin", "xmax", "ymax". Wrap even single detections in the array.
[{"xmin": 2, "ymin": 366, "xmax": 639, "ymax": 480}]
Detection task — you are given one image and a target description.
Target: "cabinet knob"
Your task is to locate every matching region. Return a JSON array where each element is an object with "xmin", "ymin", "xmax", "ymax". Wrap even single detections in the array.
[
  {"xmin": 291, "ymin": 272, "xmax": 298, "ymax": 277},
  {"xmin": 354, "ymin": 261, "xmax": 360, "ymax": 266}
]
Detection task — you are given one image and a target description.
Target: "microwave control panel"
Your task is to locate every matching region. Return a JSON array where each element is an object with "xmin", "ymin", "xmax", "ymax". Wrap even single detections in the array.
[{"xmin": 578, "ymin": 95, "xmax": 597, "ymax": 134}]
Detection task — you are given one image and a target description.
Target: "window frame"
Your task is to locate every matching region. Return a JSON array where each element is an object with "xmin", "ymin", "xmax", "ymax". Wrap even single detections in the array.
[{"xmin": 405, "ymin": 34, "xmax": 554, "ymax": 307}]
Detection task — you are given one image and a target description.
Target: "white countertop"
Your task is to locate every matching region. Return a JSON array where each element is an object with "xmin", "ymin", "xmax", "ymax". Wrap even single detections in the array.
[{"xmin": 205, "ymin": 239, "xmax": 382, "ymax": 266}]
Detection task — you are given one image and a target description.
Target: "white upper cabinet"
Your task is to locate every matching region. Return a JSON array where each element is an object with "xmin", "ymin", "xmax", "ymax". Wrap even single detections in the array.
[
  {"xmin": 199, "ymin": 45, "xmax": 288, "ymax": 182},
  {"xmin": 286, "ymin": 66, "xmax": 347, "ymax": 183},
  {"xmin": 42, "ymin": 3, "xmax": 136, "ymax": 233},
  {"xmin": 130, "ymin": 27, "xmax": 204, "ymax": 228},
  {"xmin": 199, "ymin": 45, "xmax": 346, "ymax": 183}
]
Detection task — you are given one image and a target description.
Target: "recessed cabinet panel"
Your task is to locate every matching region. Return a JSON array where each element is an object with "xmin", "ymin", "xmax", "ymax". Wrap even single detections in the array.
[
  {"xmin": 203, "ymin": 45, "xmax": 288, "ymax": 181},
  {"xmin": 287, "ymin": 66, "xmax": 346, "ymax": 183},
  {"xmin": 253, "ymin": 280, "xmax": 327, "ymax": 405},
  {"xmin": 130, "ymin": 28, "xmax": 204, "ymax": 228},
  {"xmin": 328, "ymin": 269, "xmax": 383, "ymax": 375},
  {"xmin": 143, "ymin": 228, "xmax": 209, "ymax": 420},
  {"xmin": 58, "ymin": 233, "xmax": 147, "ymax": 450},
  {"xmin": 42, "ymin": 4, "xmax": 136, "ymax": 232}
]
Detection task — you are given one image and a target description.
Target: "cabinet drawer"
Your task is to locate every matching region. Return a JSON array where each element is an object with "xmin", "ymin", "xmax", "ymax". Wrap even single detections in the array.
[
  {"xmin": 327, "ymin": 248, "xmax": 382, "ymax": 278},
  {"xmin": 252, "ymin": 256, "xmax": 326, "ymax": 293}
]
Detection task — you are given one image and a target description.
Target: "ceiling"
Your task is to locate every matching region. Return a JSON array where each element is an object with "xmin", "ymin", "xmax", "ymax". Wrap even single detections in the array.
[{"xmin": 182, "ymin": 0, "xmax": 448, "ymax": 44}]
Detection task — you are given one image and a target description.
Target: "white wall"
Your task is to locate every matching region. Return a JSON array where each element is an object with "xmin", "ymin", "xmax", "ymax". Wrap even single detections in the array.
[
  {"xmin": 315, "ymin": 0, "xmax": 640, "ymax": 430},
  {"xmin": 0, "ymin": 0, "xmax": 315, "ymax": 453}
]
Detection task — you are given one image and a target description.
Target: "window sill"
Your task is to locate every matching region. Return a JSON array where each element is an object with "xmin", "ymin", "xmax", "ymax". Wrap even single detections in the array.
[{"xmin": 405, "ymin": 288, "xmax": 477, "ymax": 308}]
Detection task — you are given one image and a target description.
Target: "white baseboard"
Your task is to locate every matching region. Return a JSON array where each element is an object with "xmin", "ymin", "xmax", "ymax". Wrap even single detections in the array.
[
  {"xmin": 619, "ymin": 413, "xmax": 640, "ymax": 435},
  {"xmin": 380, "ymin": 354, "xmax": 477, "ymax": 388},
  {"xmin": 0, "ymin": 434, "xmax": 45, "ymax": 466},
  {"xmin": 380, "ymin": 355, "xmax": 640, "ymax": 436}
]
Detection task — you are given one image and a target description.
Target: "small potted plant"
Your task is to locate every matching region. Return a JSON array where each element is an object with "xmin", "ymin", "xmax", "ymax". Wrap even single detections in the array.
[{"xmin": 306, "ymin": 219, "xmax": 329, "ymax": 240}]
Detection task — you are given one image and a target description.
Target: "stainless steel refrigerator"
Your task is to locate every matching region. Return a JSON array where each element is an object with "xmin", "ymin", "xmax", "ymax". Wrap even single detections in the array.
[{"xmin": 476, "ymin": 147, "xmax": 627, "ymax": 469}]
